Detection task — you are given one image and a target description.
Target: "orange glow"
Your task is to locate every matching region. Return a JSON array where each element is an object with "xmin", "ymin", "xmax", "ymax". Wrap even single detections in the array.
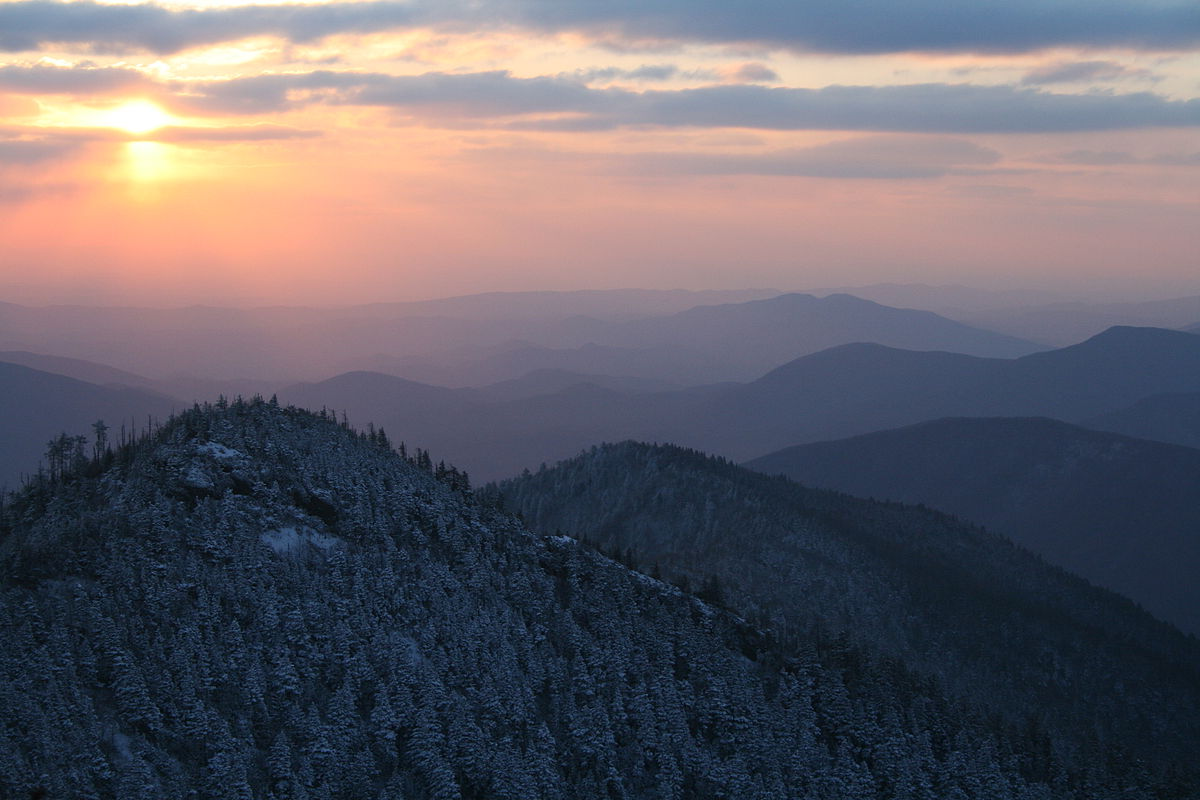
[
  {"xmin": 125, "ymin": 141, "xmax": 172, "ymax": 185},
  {"xmin": 103, "ymin": 101, "xmax": 172, "ymax": 136}
]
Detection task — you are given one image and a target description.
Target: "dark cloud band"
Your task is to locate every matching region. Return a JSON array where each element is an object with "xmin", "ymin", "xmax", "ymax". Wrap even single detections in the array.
[
  {"xmin": 0, "ymin": 64, "xmax": 153, "ymax": 93},
  {"xmin": 0, "ymin": 0, "xmax": 415, "ymax": 55},
  {"xmin": 0, "ymin": 0, "xmax": 1196, "ymax": 56},
  {"xmin": 182, "ymin": 71, "xmax": 1200, "ymax": 133}
]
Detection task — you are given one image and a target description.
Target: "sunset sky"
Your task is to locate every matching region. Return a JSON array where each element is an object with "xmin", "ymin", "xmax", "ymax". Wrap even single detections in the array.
[{"xmin": 1, "ymin": 0, "xmax": 1198, "ymax": 306}]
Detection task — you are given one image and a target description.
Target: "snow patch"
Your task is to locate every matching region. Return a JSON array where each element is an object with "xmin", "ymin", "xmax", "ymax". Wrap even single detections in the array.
[
  {"xmin": 197, "ymin": 442, "xmax": 243, "ymax": 461},
  {"xmin": 261, "ymin": 526, "xmax": 339, "ymax": 555},
  {"xmin": 183, "ymin": 464, "xmax": 214, "ymax": 490},
  {"xmin": 111, "ymin": 731, "xmax": 134, "ymax": 764}
]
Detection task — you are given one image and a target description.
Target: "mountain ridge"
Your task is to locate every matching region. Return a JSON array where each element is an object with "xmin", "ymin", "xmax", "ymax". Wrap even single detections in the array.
[
  {"xmin": 744, "ymin": 415, "xmax": 1200, "ymax": 634},
  {"xmin": 499, "ymin": 440, "xmax": 1200, "ymax": 792}
]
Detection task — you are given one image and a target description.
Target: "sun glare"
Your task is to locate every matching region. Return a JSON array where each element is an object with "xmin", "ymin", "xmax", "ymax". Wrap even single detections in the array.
[{"xmin": 105, "ymin": 100, "xmax": 172, "ymax": 136}]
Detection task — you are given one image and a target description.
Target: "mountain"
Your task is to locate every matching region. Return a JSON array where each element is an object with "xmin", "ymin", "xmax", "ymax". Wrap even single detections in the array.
[
  {"xmin": 384, "ymin": 342, "xmax": 738, "ymax": 388},
  {"xmin": 1187, "ymin": 322, "xmax": 1200, "ymax": 333},
  {"xmin": 329, "ymin": 293, "xmax": 1044, "ymax": 388},
  {"xmin": 0, "ymin": 350, "xmax": 154, "ymax": 388},
  {"xmin": 499, "ymin": 442, "xmax": 1200, "ymax": 793},
  {"xmin": 0, "ymin": 361, "xmax": 178, "ymax": 490},
  {"xmin": 0, "ymin": 291, "xmax": 1040, "ymax": 388},
  {"xmin": 0, "ymin": 399, "xmax": 1104, "ymax": 799},
  {"xmin": 278, "ymin": 371, "xmax": 656, "ymax": 483},
  {"xmin": 1086, "ymin": 392, "xmax": 1200, "ymax": 449},
  {"xmin": 585, "ymin": 292, "xmax": 1042, "ymax": 380},
  {"xmin": 677, "ymin": 324, "xmax": 1200, "ymax": 459},
  {"xmin": 274, "ymin": 326, "xmax": 1200, "ymax": 482},
  {"xmin": 355, "ymin": 287, "xmax": 783, "ymax": 320},
  {"xmin": 803, "ymin": 283, "xmax": 1070, "ymax": 315},
  {"xmin": 473, "ymin": 369, "xmax": 681, "ymax": 401},
  {"xmin": 963, "ymin": 295, "xmax": 1200, "ymax": 346},
  {"xmin": 745, "ymin": 417, "xmax": 1200, "ymax": 634},
  {"xmin": 0, "ymin": 291, "xmax": 779, "ymax": 383}
]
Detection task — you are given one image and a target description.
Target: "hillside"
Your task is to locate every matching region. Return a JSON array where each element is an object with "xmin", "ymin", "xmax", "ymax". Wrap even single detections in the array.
[
  {"xmin": 745, "ymin": 417, "xmax": 1200, "ymax": 634},
  {"xmin": 500, "ymin": 442, "xmax": 1200, "ymax": 792},
  {"xmin": 1085, "ymin": 392, "xmax": 1200, "ymax": 450},
  {"xmin": 0, "ymin": 399, "xmax": 1101, "ymax": 799}
]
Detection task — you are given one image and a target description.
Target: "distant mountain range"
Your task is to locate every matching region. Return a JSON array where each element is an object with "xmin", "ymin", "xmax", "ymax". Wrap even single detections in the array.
[
  {"xmin": 500, "ymin": 441, "xmax": 1200, "ymax": 787},
  {"xmin": 276, "ymin": 325, "xmax": 1200, "ymax": 481},
  {"xmin": 561, "ymin": 292, "xmax": 1040, "ymax": 377},
  {"xmin": 960, "ymin": 295, "xmax": 1200, "ymax": 346},
  {"xmin": 8, "ymin": 324, "xmax": 1200, "ymax": 487},
  {"xmin": 0, "ymin": 362, "xmax": 177, "ymax": 489},
  {"xmin": 804, "ymin": 282, "xmax": 1069, "ymax": 314},
  {"xmin": 471, "ymin": 368, "xmax": 681, "ymax": 401},
  {"xmin": 0, "ymin": 290, "xmax": 1041, "ymax": 386},
  {"xmin": 0, "ymin": 350, "xmax": 154, "ymax": 388},
  {"xmin": 1086, "ymin": 392, "xmax": 1200, "ymax": 449},
  {"xmin": 745, "ymin": 416, "xmax": 1200, "ymax": 634},
  {"xmin": 676, "ymin": 324, "xmax": 1200, "ymax": 458}
]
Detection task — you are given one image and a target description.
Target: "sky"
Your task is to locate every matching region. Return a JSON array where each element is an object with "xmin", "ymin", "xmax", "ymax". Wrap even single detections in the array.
[{"xmin": 0, "ymin": 0, "xmax": 1198, "ymax": 306}]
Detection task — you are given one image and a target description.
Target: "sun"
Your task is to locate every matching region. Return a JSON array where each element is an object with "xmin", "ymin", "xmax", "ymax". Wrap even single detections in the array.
[{"xmin": 104, "ymin": 100, "xmax": 172, "ymax": 136}]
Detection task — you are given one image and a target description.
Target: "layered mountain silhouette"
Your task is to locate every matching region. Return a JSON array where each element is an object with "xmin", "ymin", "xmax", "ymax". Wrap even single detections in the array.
[
  {"xmin": 472, "ymin": 368, "xmax": 681, "ymax": 401},
  {"xmin": 281, "ymin": 325, "xmax": 1200, "ymax": 481},
  {"xmin": 0, "ymin": 350, "xmax": 154, "ymax": 388},
  {"xmin": 543, "ymin": 292, "xmax": 1041, "ymax": 381},
  {"xmin": 963, "ymin": 294, "xmax": 1200, "ymax": 346},
  {"xmin": 0, "ymin": 361, "xmax": 177, "ymax": 489},
  {"xmin": 1086, "ymin": 392, "xmax": 1200, "ymax": 449},
  {"xmin": 745, "ymin": 417, "xmax": 1200, "ymax": 634},
  {"xmin": 0, "ymin": 291, "xmax": 1039, "ymax": 387},
  {"xmin": 499, "ymin": 441, "xmax": 1200, "ymax": 792},
  {"xmin": 804, "ymin": 282, "xmax": 1068, "ymax": 315},
  {"xmin": 0, "ymin": 399, "xmax": 1139, "ymax": 798}
]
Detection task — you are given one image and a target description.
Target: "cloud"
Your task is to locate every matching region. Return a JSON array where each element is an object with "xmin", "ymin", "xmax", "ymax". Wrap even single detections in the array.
[
  {"xmin": 525, "ymin": 82, "xmax": 1200, "ymax": 134},
  {"xmin": 0, "ymin": 0, "xmax": 1196, "ymax": 56},
  {"xmin": 174, "ymin": 71, "xmax": 1200, "ymax": 133},
  {"xmin": 175, "ymin": 69, "xmax": 602, "ymax": 117},
  {"xmin": 0, "ymin": 121, "xmax": 318, "ymax": 153},
  {"xmin": 720, "ymin": 63, "xmax": 779, "ymax": 84},
  {"xmin": 346, "ymin": 70, "xmax": 601, "ymax": 117},
  {"xmin": 572, "ymin": 64, "xmax": 681, "ymax": 83},
  {"xmin": 623, "ymin": 135, "xmax": 1001, "ymax": 179},
  {"xmin": 0, "ymin": 0, "xmax": 416, "ymax": 55},
  {"xmin": 0, "ymin": 63, "xmax": 153, "ymax": 94},
  {"xmin": 151, "ymin": 124, "xmax": 321, "ymax": 142},
  {"xmin": 1054, "ymin": 149, "xmax": 1200, "ymax": 166},
  {"xmin": 1020, "ymin": 60, "xmax": 1159, "ymax": 85},
  {"xmin": 0, "ymin": 136, "xmax": 78, "ymax": 164},
  {"xmin": 483, "ymin": 0, "xmax": 1200, "ymax": 55}
]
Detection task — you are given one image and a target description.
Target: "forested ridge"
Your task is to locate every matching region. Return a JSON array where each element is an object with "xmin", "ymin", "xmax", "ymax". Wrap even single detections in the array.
[
  {"xmin": 501, "ymin": 441, "xmax": 1200, "ymax": 798},
  {"xmin": 0, "ymin": 399, "xmax": 1132, "ymax": 799}
]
